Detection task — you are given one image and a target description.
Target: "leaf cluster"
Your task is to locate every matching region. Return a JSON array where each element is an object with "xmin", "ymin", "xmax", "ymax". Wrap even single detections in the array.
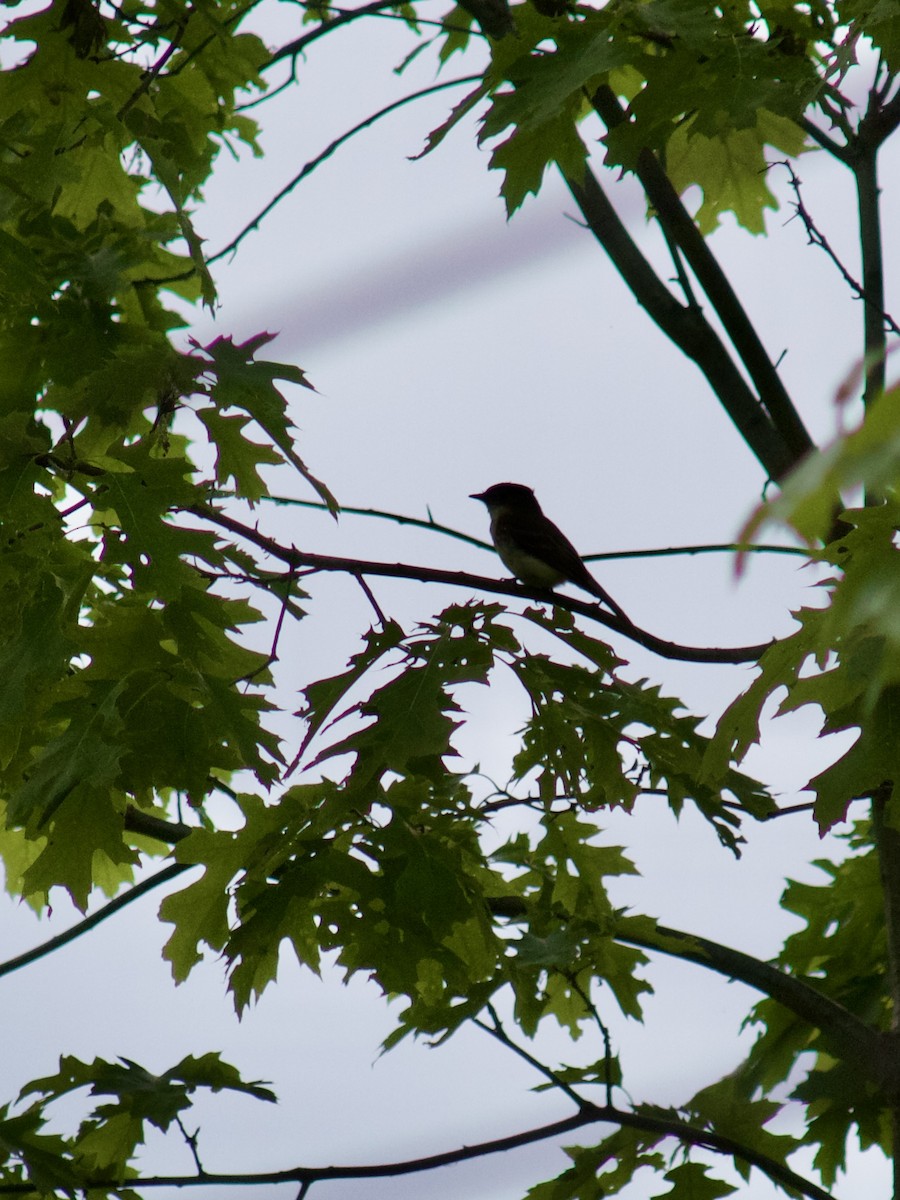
[
  {"xmin": 710, "ymin": 382, "xmax": 900, "ymax": 832},
  {"xmin": 0, "ymin": 1052, "xmax": 272, "ymax": 1195},
  {"xmin": 2, "ymin": 0, "xmax": 899, "ymax": 1196},
  {"xmin": 695, "ymin": 386, "xmax": 900, "ymax": 1186},
  {"xmin": 430, "ymin": 0, "xmax": 828, "ymax": 225},
  {"xmin": 159, "ymin": 600, "xmax": 772, "ymax": 1051},
  {"xmin": 0, "ymin": 2, "xmax": 332, "ymax": 909}
]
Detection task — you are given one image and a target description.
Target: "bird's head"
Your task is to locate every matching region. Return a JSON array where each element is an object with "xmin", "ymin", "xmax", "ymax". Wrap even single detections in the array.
[{"xmin": 470, "ymin": 482, "xmax": 542, "ymax": 514}]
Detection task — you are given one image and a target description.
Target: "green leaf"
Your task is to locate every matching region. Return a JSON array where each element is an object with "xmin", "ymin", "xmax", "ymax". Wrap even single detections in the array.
[
  {"xmin": 21, "ymin": 1052, "xmax": 274, "ymax": 1179},
  {"xmin": 653, "ymin": 1162, "xmax": 737, "ymax": 1199},
  {"xmin": 666, "ymin": 109, "xmax": 807, "ymax": 234},
  {"xmin": 160, "ymin": 825, "xmax": 248, "ymax": 981},
  {"xmin": 483, "ymin": 94, "xmax": 588, "ymax": 213},
  {"xmin": 297, "ymin": 620, "xmax": 406, "ymax": 763},
  {"xmin": 527, "ymin": 1127, "xmax": 666, "ymax": 1199},
  {"xmin": 412, "ymin": 82, "xmax": 488, "ymax": 159},
  {"xmin": 0, "ymin": 1109, "xmax": 82, "ymax": 1195},
  {"xmin": 745, "ymin": 381, "xmax": 900, "ymax": 546},
  {"xmin": 196, "ymin": 406, "xmax": 283, "ymax": 502},
  {"xmin": 198, "ymin": 334, "xmax": 337, "ymax": 512}
]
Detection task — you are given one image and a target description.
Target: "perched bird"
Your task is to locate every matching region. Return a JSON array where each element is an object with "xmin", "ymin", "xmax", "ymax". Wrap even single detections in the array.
[{"xmin": 470, "ymin": 482, "xmax": 630, "ymax": 623}]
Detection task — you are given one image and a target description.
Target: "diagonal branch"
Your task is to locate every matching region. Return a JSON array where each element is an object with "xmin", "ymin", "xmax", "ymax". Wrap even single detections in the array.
[
  {"xmin": 0, "ymin": 862, "xmax": 192, "ymax": 980},
  {"xmin": 619, "ymin": 921, "xmax": 892, "ymax": 1088},
  {"xmin": 209, "ymin": 75, "xmax": 482, "ymax": 266},
  {"xmin": 800, "ymin": 115, "xmax": 851, "ymax": 163},
  {"xmin": 267, "ymin": 1, "xmax": 418, "ymax": 66},
  {"xmin": 588, "ymin": 85, "xmax": 815, "ymax": 470},
  {"xmin": 489, "ymin": 896, "xmax": 889, "ymax": 1088},
  {"xmin": 561, "ymin": 163, "xmax": 796, "ymax": 481}
]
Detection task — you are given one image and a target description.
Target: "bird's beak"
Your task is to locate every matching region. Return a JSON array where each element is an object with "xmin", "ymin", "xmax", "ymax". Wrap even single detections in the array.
[{"xmin": 470, "ymin": 491, "xmax": 486, "ymax": 502}]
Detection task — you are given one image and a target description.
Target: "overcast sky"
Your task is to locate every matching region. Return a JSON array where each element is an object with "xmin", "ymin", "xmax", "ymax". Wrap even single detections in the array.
[{"xmin": 3, "ymin": 6, "xmax": 898, "ymax": 1199}]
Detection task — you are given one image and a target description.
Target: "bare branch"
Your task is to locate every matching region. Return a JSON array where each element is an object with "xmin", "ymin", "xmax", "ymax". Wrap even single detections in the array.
[
  {"xmin": 777, "ymin": 160, "xmax": 900, "ymax": 337},
  {"xmin": 617, "ymin": 921, "xmax": 892, "ymax": 1091},
  {"xmin": 267, "ymin": 1, "xmax": 417, "ymax": 66},
  {"xmin": 588, "ymin": 84, "xmax": 815, "ymax": 472},
  {"xmin": 185, "ymin": 504, "xmax": 773, "ymax": 665},
  {"xmin": 207, "ymin": 75, "xmax": 482, "ymax": 266},
  {"xmin": 0, "ymin": 1106, "xmax": 837, "ymax": 1200},
  {"xmin": 0, "ymin": 862, "xmax": 192, "ymax": 981},
  {"xmin": 561, "ymin": 161, "xmax": 795, "ymax": 482},
  {"xmin": 261, "ymin": 494, "xmax": 812, "ymax": 559}
]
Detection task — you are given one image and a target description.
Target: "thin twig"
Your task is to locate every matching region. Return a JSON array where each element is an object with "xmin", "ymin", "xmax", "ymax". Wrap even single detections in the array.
[
  {"xmin": 354, "ymin": 574, "xmax": 389, "ymax": 626},
  {"xmin": 175, "ymin": 1117, "xmax": 205, "ymax": 1176},
  {"xmin": 476, "ymin": 1006, "xmax": 587, "ymax": 1109},
  {"xmin": 776, "ymin": 160, "xmax": 900, "ymax": 336},
  {"xmin": 240, "ymin": 570, "xmax": 297, "ymax": 685},
  {"xmin": 660, "ymin": 223, "xmax": 700, "ymax": 312},
  {"xmin": 208, "ymin": 75, "xmax": 482, "ymax": 266},
  {"xmin": 266, "ymin": 0, "xmax": 410, "ymax": 65},
  {"xmin": 260, "ymin": 495, "xmax": 811, "ymax": 559},
  {"xmin": 0, "ymin": 863, "xmax": 192, "ymax": 980},
  {"xmin": 262, "ymin": 3, "xmax": 483, "ymax": 75},
  {"xmin": 563, "ymin": 976, "xmax": 618, "ymax": 1106}
]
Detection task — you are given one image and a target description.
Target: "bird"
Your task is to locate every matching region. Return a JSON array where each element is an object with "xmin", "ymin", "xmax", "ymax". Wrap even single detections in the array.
[{"xmin": 470, "ymin": 482, "xmax": 630, "ymax": 623}]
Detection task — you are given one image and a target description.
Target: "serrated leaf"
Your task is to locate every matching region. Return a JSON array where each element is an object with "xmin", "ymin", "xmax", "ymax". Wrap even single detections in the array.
[
  {"xmin": 411, "ymin": 82, "xmax": 488, "ymax": 160},
  {"xmin": 196, "ymin": 407, "xmax": 283, "ymax": 501},
  {"xmin": 485, "ymin": 96, "xmax": 588, "ymax": 213},
  {"xmin": 667, "ymin": 109, "xmax": 807, "ymax": 234},
  {"xmin": 199, "ymin": 334, "xmax": 337, "ymax": 513},
  {"xmin": 653, "ymin": 1162, "xmax": 737, "ymax": 1199}
]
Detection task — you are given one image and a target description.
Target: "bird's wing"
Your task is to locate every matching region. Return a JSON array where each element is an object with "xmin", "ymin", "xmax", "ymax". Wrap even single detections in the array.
[{"xmin": 503, "ymin": 512, "xmax": 630, "ymax": 623}]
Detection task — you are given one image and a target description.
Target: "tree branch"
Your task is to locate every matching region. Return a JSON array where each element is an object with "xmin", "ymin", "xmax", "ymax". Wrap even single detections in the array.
[
  {"xmin": 0, "ymin": 1106, "xmax": 836, "ymax": 1200},
  {"xmin": 124, "ymin": 807, "xmax": 192, "ymax": 843},
  {"xmin": 0, "ymin": 862, "xmax": 192, "ymax": 981},
  {"xmin": 623, "ymin": 922, "xmax": 890, "ymax": 1085},
  {"xmin": 475, "ymin": 1007, "xmax": 587, "ymax": 1108},
  {"xmin": 185, "ymin": 504, "xmax": 772, "ymax": 664},
  {"xmin": 561, "ymin": 162, "xmax": 796, "ymax": 481},
  {"xmin": 208, "ymin": 75, "xmax": 482, "ymax": 267},
  {"xmin": 488, "ymin": 898, "xmax": 889, "ymax": 1088},
  {"xmin": 779, "ymin": 160, "xmax": 900, "ymax": 337},
  {"xmin": 267, "ymin": 1, "xmax": 426, "ymax": 66},
  {"xmin": 588, "ymin": 84, "xmax": 815, "ymax": 471},
  {"xmin": 261, "ymin": 495, "xmax": 811, "ymax": 559},
  {"xmin": 852, "ymin": 135, "xmax": 888, "ymax": 411},
  {"xmin": 800, "ymin": 115, "xmax": 851, "ymax": 163}
]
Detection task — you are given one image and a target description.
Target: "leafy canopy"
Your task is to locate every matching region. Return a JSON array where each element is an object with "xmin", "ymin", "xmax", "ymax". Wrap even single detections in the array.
[{"xmin": 1, "ymin": 0, "xmax": 899, "ymax": 1196}]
